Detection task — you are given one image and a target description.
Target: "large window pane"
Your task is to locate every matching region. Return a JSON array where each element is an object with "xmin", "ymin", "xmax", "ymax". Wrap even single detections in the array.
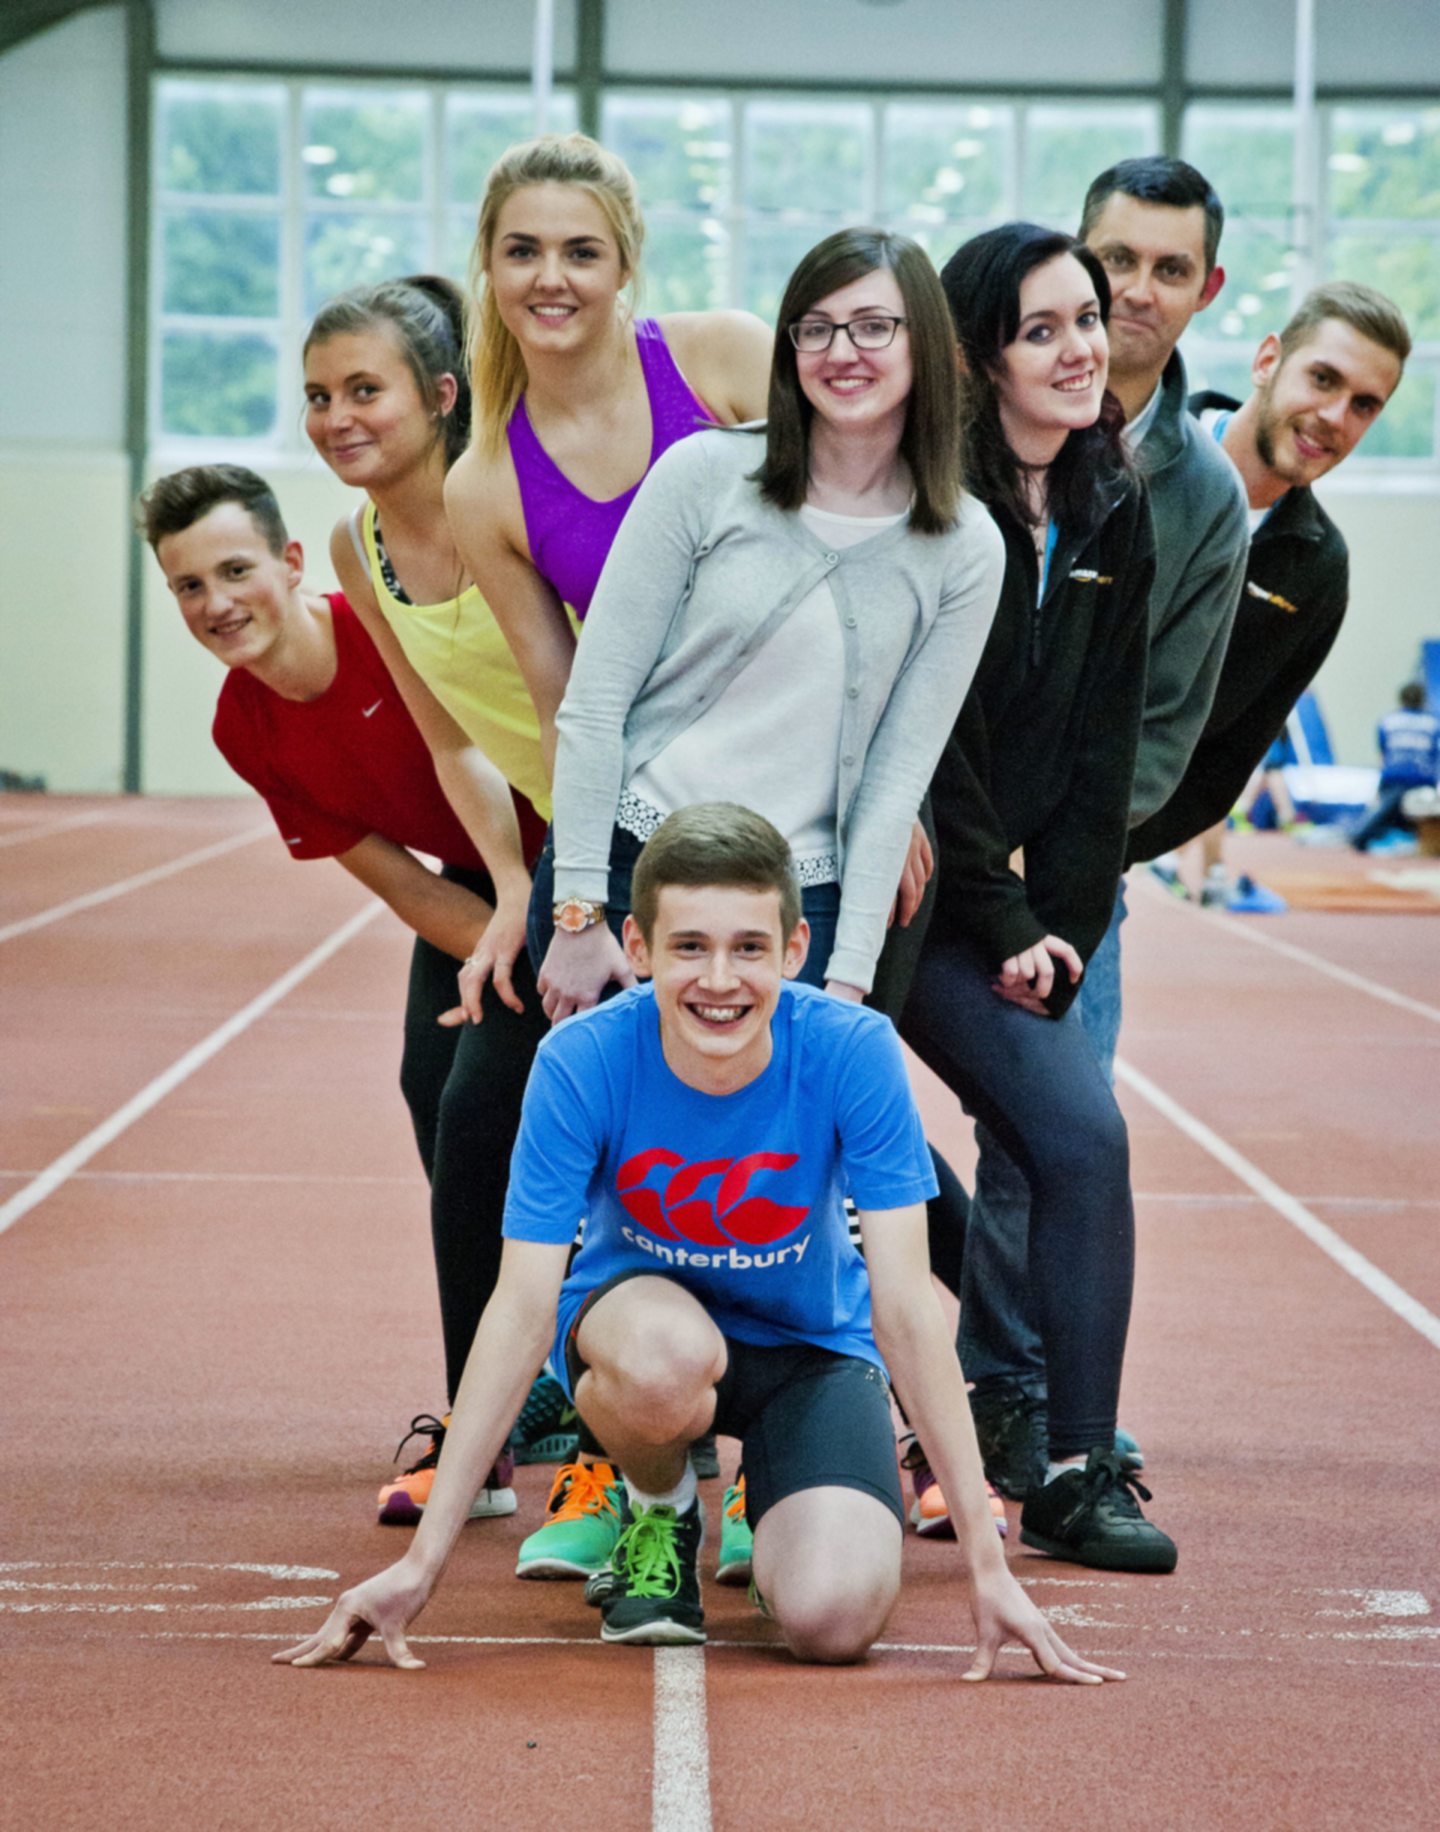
[
  {"xmin": 1182, "ymin": 106, "xmax": 1295, "ymax": 217},
  {"xmin": 158, "ymin": 81, "xmax": 283, "ymax": 197},
  {"xmin": 744, "ymin": 103, "xmax": 871, "ymax": 218},
  {"xmin": 883, "ymin": 103, "xmax": 1011, "ymax": 229},
  {"xmin": 304, "ymin": 213, "xmax": 431, "ymax": 315},
  {"xmin": 1210, "ymin": 224, "xmax": 1296, "ymax": 342},
  {"xmin": 162, "ymin": 210, "xmax": 280, "ymax": 317},
  {"xmin": 742, "ymin": 217, "xmax": 853, "ymax": 324},
  {"xmin": 302, "ymin": 88, "xmax": 429, "ymax": 204},
  {"xmin": 446, "ymin": 91, "xmax": 577, "ymax": 205},
  {"xmin": 1023, "ymin": 105, "xmax": 1157, "ymax": 228},
  {"xmin": 604, "ymin": 96, "xmax": 731, "ymax": 213},
  {"xmin": 160, "ymin": 331, "xmax": 278, "ymax": 439},
  {"xmin": 1325, "ymin": 235, "xmax": 1440, "ymax": 341},
  {"xmin": 1328, "ymin": 106, "xmax": 1440, "ymax": 221},
  {"xmin": 640, "ymin": 217, "xmax": 729, "ymax": 313}
]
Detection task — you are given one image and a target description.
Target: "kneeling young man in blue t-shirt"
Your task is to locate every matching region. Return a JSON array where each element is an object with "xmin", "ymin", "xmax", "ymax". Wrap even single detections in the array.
[{"xmin": 277, "ymin": 804, "xmax": 1120, "ymax": 1680}]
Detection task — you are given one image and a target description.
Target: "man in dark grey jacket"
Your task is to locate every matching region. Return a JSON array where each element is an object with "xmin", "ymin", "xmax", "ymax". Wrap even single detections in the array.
[{"xmin": 950, "ymin": 159, "xmax": 1252, "ymax": 1502}]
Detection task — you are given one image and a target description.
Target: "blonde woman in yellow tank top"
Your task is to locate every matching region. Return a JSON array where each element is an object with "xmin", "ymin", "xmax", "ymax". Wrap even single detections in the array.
[{"xmin": 304, "ymin": 274, "xmax": 544, "ymax": 1019}]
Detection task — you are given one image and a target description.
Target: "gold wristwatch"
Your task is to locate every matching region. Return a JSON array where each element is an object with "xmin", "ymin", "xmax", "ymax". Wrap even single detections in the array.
[{"xmin": 553, "ymin": 896, "xmax": 607, "ymax": 934}]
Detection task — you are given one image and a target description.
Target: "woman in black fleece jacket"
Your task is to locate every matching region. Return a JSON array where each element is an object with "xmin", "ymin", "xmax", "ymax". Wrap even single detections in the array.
[{"xmin": 901, "ymin": 223, "xmax": 1176, "ymax": 1573}]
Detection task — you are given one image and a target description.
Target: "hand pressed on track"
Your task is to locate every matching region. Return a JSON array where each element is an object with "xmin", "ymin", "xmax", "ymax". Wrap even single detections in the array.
[
  {"xmin": 271, "ymin": 1564, "xmax": 430, "ymax": 1672},
  {"xmin": 962, "ymin": 1566, "xmax": 1126, "ymax": 1686}
]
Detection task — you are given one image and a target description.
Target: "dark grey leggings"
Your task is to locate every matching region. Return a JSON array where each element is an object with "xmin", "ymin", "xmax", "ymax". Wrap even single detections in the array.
[{"xmin": 901, "ymin": 937, "xmax": 1134, "ymax": 1458}]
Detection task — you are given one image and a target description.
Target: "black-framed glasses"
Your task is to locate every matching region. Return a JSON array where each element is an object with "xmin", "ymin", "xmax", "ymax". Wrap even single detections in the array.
[{"xmin": 787, "ymin": 313, "xmax": 908, "ymax": 354}]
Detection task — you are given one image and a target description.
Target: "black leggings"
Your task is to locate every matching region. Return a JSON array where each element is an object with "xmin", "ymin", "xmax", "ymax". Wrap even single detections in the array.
[
  {"xmin": 399, "ymin": 865, "xmax": 550, "ymax": 1404},
  {"xmin": 901, "ymin": 935, "xmax": 1134, "ymax": 1459}
]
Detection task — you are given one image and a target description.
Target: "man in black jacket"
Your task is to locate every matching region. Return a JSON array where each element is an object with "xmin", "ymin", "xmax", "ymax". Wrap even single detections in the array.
[{"xmin": 1129, "ymin": 280, "xmax": 1410, "ymax": 868}]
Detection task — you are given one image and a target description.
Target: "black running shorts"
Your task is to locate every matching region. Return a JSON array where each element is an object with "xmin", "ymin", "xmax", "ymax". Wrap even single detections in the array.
[{"xmin": 565, "ymin": 1270, "xmax": 904, "ymax": 1531}]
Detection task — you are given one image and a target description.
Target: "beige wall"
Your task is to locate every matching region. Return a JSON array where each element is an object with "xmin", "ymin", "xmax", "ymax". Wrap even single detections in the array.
[
  {"xmin": 1311, "ymin": 480, "xmax": 1440, "ymax": 767},
  {"xmin": 0, "ymin": 447, "xmax": 130, "ymax": 793}
]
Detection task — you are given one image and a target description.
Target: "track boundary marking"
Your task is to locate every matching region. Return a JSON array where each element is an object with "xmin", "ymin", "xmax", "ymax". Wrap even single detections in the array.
[
  {"xmin": 1115, "ymin": 1055, "xmax": 1440, "ymax": 1351},
  {"xmin": 652, "ymin": 1646, "xmax": 711, "ymax": 1832},
  {"xmin": 1136, "ymin": 874, "xmax": 1440, "ymax": 1026},
  {"xmin": 0, "ymin": 826, "xmax": 269, "ymax": 944},
  {"xmin": 0, "ymin": 810, "xmax": 109, "ymax": 850},
  {"xmin": 0, "ymin": 901, "xmax": 382, "ymax": 1239}
]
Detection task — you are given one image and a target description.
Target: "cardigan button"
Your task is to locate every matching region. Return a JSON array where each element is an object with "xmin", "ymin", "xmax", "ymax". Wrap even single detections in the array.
[
  {"xmin": 847, "ymin": 685, "xmax": 860, "ymax": 698},
  {"xmin": 825, "ymin": 551, "xmax": 839, "ymax": 564},
  {"xmin": 842, "ymin": 753, "xmax": 856, "ymax": 766}
]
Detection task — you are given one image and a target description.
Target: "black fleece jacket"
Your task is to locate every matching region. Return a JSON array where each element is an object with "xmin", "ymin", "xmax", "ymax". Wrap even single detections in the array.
[
  {"xmin": 926, "ymin": 481, "xmax": 1154, "ymax": 1017},
  {"xmin": 1126, "ymin": 391, "xmax": 1350, "ymax": 864}
]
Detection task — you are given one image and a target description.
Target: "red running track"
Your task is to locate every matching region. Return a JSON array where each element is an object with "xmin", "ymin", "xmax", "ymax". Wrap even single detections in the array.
[{"xmin": 2, "ymin": 798, "xmax": 1437, "ymax": 1830}]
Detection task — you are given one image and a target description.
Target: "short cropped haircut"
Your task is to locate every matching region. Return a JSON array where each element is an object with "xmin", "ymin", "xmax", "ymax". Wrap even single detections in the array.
[
  {"xmin": 631, "ymin": 803, "xmax": 802, "ymax": 946},
  {"xmin": 138, "ymin": 464, "xmax": 287, "ymax": 555},
  {"xmin": 1278, "ymin": 281, "xmax": 1411, "ymax": 370},
  {"xmin": 754, "ymin": 227, "xmax": 963, "ymax": 535},
  {"xmin": 1080, "ymin": 155, "xmax": 1225, "ymax": 274},
  {"xmin": 1399, "ymin": 682, "xmax": 1426, "ymax": 711}
]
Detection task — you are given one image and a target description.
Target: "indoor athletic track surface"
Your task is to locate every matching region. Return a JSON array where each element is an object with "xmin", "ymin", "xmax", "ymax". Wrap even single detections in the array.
[{"xmin": 3, "ymin": 797, "xmax": 1436, "ymax": 1831}]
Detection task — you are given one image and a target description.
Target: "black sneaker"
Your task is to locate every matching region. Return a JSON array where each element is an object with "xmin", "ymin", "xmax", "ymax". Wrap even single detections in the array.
[
  {"xmin": 1019, "ymin": 1447, "xmax": 1177, "ymax": 1574},
  {"xmin": 969, "ymin": 1384, "xmax": 1050, "ymax": 1499},
  {"xmin": 690, "ymin": 1430, "xmax": 721, "ymax": 1480},
  {"xmin": 599, "ymin": 1502, "xmax": 706, "ymax": 1645}
]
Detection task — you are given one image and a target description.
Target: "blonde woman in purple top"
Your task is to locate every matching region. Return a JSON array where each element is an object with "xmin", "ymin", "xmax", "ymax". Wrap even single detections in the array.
[{"xmin": 444, "ymin": 134, "xmax": 772, "ymax": 780}]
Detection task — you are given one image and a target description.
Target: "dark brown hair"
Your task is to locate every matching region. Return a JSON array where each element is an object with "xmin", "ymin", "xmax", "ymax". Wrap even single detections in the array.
[
  {"xmin": 137, "ymin": 464, "xmax": 287, "ymax": 554},
  {"xmin": 631, "ymin": 803, "xmax": 802, "ymax": 946},
  {"xmin": 754, "ymin": 228, "xmax": 963, "ymax": 535},
  {"xmin": 941, "ymin": 222, "xmax": 1130, "ymax": 536}
]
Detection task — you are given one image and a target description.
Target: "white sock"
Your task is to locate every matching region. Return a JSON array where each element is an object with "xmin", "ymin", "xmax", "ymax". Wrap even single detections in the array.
[
  {"xmin": 624, "ymin": 1460, "xmax": 698, "ymax": 1517},
  {"xmin": 1046, "ymin": 1456, "xmax": 1085, "ymax": 1486}
]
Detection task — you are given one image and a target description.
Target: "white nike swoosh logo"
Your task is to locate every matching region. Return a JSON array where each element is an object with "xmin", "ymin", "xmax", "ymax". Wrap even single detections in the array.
[
  {"xmin": 363, "ymin": 700, "xmax": 383, "ymax": 717},
  {"xmin": 286, "ymin": 837, "xmax": 302, "ymax": 846}
]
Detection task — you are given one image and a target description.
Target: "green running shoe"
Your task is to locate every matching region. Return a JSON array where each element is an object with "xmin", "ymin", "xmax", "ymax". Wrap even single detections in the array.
[
  {"xmin": 515, "ymin": 1461, "xmax": 626, "ymax": 1578},
  {"xmin": 716, "ymin": 1476, "xmax": 753, "ymax": 1586},
  {"xmin": 600, "ymin": 1502, "xmax": 706, "ymax": 1645},
  {"xmin": 508, "ymin": 1372, "xmax": 580, "ymax": 1465}
]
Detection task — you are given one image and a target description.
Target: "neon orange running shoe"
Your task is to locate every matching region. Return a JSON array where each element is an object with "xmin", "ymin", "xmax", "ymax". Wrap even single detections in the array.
[
  {"xmin": 376, "ymin": 1412, "xmax": 516, "ymax": 1527},
  {"xmin": 908, "ymin": 1453, "xmax": 1007, "ymax": 1540},
  {"xmin": 515, "ymin": 1460, "xmax": 627, "ymax": 1578}
]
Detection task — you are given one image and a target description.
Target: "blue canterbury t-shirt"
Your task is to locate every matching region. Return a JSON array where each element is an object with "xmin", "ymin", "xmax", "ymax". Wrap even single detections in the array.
[{"xmin": 502, "ymin": 981, "xmax": 937, "ymax": 1394}]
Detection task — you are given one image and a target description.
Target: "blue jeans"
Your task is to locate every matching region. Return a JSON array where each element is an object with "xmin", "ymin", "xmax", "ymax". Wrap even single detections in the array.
[
  {"xmin": 953, "ymin": 882, "xmax": 1128, "ymax": 1394},
  {"xmin": 527, "ymin": 825, "xmax": 839, "ymax": 992}
]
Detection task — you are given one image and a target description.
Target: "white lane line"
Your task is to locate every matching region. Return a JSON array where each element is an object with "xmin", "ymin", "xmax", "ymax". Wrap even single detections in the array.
[
  {"xmin": 0, "ymin": 1170, "xmax": 416, "ymax": 1187},
  {"xmin": 652, "ymin": 1646, "xmax": 712, "ymax": 1832},
  {"xmin": 0, "ymin": 826, "xmax": 268, "ymax": 943},
  {"xmin": 1115, "ymin": 1055, "xmax": 1440, "ymax": 1352},
  {"xmin": 0, "ymin": 901, "xmax": 382, "ymax": 1238},
  {"xmin": 1136, "ymin": 875, "xmax": 1440, "ymax": 1026},
  {"xmin": 0, "ymin": 810, "xmax": 109, "ymax": 849}
]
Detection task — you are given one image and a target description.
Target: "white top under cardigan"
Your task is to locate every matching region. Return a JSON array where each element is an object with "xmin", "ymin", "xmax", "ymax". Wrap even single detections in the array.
[
  {"xmin": 551, "ymin": 428, "xmax": 1006, "ymax": 992},
  {"xmin": 625, "ymin": 501, "xmax": 909, "ymax": 884}
]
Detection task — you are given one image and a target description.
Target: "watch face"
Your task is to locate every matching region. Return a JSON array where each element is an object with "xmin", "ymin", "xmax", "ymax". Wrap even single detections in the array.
[{"xmin": 555, "ymin": 899, "xmax": 598, "ymax": 934}]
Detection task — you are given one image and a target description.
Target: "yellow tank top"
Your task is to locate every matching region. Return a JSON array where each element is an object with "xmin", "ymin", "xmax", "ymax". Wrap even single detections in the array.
[{"xmin": 359, "ymin": 501, "xmax": 556, "ymax": 819}]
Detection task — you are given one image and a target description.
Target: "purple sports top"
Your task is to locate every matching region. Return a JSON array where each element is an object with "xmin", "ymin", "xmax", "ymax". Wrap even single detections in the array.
[{"xmin": 506, "ymin": 317, "xmax": 716, "ymax": 619}]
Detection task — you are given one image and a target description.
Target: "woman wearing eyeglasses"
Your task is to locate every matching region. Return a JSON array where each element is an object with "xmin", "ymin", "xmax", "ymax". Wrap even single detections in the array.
[{"xmin": 535, "ymin": 226, "xmax": 1004, "ymax": 1017}]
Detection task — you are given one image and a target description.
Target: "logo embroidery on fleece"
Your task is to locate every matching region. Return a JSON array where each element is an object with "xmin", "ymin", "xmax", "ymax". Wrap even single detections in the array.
[{"xmin": 615, "ymin": 1148, "xmax": 812, "ymax": 1269}]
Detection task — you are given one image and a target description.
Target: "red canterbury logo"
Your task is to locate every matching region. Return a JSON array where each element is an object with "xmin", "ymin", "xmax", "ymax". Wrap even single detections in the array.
[{"xmin": 616, "ymin": 1149, "xmax": 810, "ymax": 1247}]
